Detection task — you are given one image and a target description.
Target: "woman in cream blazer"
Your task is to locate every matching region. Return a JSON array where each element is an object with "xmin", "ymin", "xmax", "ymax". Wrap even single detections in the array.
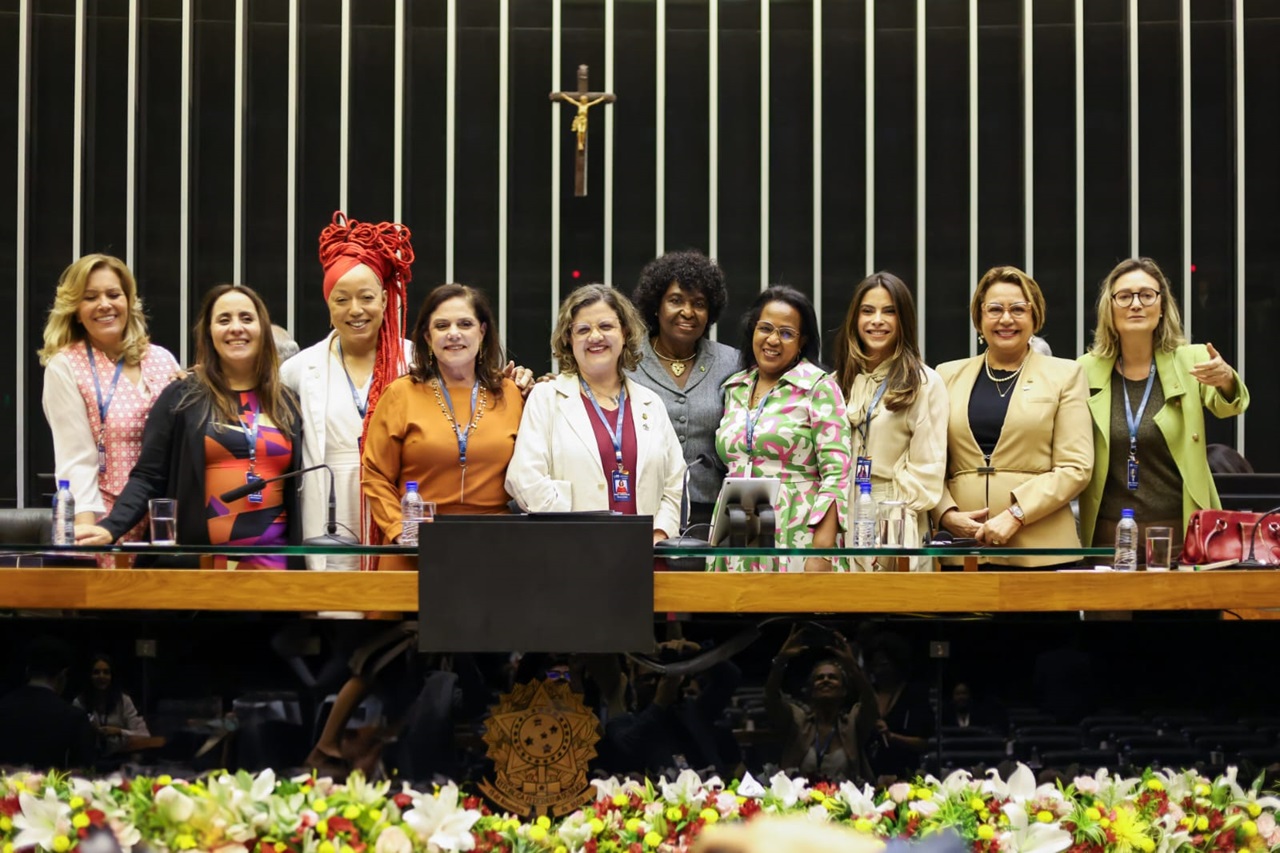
[
  {"xmin": 932, "ymin": 267, "xmax": 1093, "ymax": 568},
  {"xmin": 506, "ymin": 285, "xmax": 685, "ymax": 541}
]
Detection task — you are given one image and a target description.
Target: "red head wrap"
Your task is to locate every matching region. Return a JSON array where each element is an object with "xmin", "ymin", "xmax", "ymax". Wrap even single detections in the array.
[{"xmin": 317, "ymin": 211, "xmax": 415, "ymax": 473}]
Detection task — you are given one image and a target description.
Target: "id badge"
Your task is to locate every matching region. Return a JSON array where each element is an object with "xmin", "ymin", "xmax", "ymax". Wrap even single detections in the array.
[
  {"xmin": 611, "ymin": 469, "xmax": 632, "ymax": 502},
  {"xmin": 855, "ymin": 455, "xmax": 873, "ymax": 486},
  {"xmin": 1126, "ymin": 457, "xmax": 1139, "ymax": 491},
  {"xmin": 246, "ymin": 471, "xmax": 265, "ymax": 504},
  {"xmin": 97, "ymin": 443, "xmax": 108, "ymax": 474}
]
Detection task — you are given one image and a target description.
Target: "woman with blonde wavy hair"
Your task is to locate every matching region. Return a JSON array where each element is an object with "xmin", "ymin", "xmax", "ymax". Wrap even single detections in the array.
[{"xmin": 40, "ymin": 254, "xmax": 181, "ymax": 552}]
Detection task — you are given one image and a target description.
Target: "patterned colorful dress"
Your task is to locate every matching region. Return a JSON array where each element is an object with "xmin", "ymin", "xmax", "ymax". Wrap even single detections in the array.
[{"xmin": 714, "ymin": 360, "xmax": 852, "ymax": 572}]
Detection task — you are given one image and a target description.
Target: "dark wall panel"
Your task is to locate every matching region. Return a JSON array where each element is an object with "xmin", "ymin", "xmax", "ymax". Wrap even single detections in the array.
[
  {"xmin": 453, "ymin": 1, "xmax": 500, "ymax": 296},
  {"xmin": 612, "ymin": 2, "xmax": 656, "ymax": 295},
  {"xmin": 245, "ymin": 0, "xmax": 290, "ymax": 326},
  {"xmin": 0, "ymin": 0, "xmax": 20, "ymax": 505},
  {"xmin": 767, "ymin": 1, "xmax": 814, "ymax": 297},
  {"xmin": 83, "ymin": 0, "xmax": 129, "ymax": 259},
  {"xmin": 872, "ymin": 0, "xmax": 915, "ymax": 294},
  {"xmin": 662, "ymin": 1, "xmax": 710, "ymax": 267}
]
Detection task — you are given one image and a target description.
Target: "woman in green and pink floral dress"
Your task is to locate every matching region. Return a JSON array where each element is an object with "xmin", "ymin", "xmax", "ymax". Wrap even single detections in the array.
[{"xmin": 714, "ymin": 286, "xmax": 853, "ymax": 573}]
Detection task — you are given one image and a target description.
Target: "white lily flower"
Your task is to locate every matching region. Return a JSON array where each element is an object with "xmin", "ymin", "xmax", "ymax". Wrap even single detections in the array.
[
  {"xmin": 767, "ymin": 772, "xmax": 809, "ymax": 809},
  {"xmin": 939, "ymin": 768, "xmax": 977, "ymax": 796},
  {"xmin": 736, "ymin": 773, "xmax": 766, "ymax": 799},
  {"xmin": 401, "ymin": 783, "xmax": 480, "ymax": 852},
  {"xmin": 13, "ymin": 789, "xmax": 72, "ymax": 851},
  {"xmin": 805, "ymin": 804, "xmax": 830, "ymax": 822},
  {"xmin": 837, "ymin": 781, "xmax": 881, "ymax": 816},
  {"xmin": 910, "ymin": 799, "xmax": 939, "ymax": 817},
  {"xmin": 660, "ymin": 769, "xmax": 707, "ymax": 806},
  {"xmin": 155, "ymin": 784, "xmax": 196, "ymax": 823},
  {"xmin": 997, "ymin": 803, "xmax": 1072, "ymax": 853}
]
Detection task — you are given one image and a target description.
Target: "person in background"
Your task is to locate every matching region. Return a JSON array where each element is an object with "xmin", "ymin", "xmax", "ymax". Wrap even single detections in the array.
[
  {"xmin": 940, "ymin": 681, "xmax": 1008, "ymax": 733},
  {"xmin": 73, "ymin": 652, "xmax": 150, "ymax": 755},
  {"xmin": 272, "ymin": 325, "xmax": 300, "ymax": 362},
  {"xmin": 506, "ymin": 284, "xmax": 685, "ymax": 543},
  {"xmin": 40, "ymin": 254, "xmax": 181, "ymax": 561},
  {"xmin": 75, "ymin": 284, "xmax": 302, "ymax": 569},
  {"xmin": 0, "ymin": 636, "xmax": 97, "ymax": 769},
  {"xmin": 864, "ymin": 632, "xmax": 934, "ymax": 783},
  {"xmin": 932, "ymin": 266, "xmax": 1092, "ymax": 568},
  {"xmin": 832, "ymin": 272, "xmax": 948, "ymax": 571},
  {"xmin": 715, "ymin": 286, "xmax": 851, "ymax": 573},
  {"xmin": 1077, "ymin": 257, "xmax": 1249, "ymax": 556},
  {"xmin": 628, "ymin": 250, "xmax": 739, "ymax": 529}
]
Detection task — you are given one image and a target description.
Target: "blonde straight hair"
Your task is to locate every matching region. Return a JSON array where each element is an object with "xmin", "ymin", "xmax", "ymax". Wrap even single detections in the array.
[{"xmin": 39, "ymin": 254, "xmax": 152, "ymax": 366}]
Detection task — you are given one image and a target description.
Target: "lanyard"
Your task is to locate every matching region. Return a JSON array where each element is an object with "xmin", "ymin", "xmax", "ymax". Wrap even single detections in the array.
[
  {"xmin": 813, "ymin": 727, "xmax": 837, "ymax": 767},
  {"xmin": 581, "ymin": 378, "xmax": 627, "ymax": 471},
  {"xmin": 855, "ymin": 378, "xmax": 890, "ymax": 450},
  {"xmin": 439, "ymin": 376, "xmax": 481, "ymax": 466},
  {"xmin": 85, "ymin": 343, "xmax": 125, "ymax": 439},
  {"xmin": 744, "ymin": 380, "xmax": 774, "ymax": 455},
  {"xmin": 336, "ymin": 340, "xmax": 369, "ymax": 419},
  {"xmin": 1120, "ymin": 358, "xmax": 1157, "ymax": 460},
  {"xmin": 237, "ymin": 398, "xmax": 261, "ymax": 474}
]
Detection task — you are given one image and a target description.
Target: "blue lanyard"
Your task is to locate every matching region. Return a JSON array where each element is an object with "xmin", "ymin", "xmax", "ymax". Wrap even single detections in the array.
[
  {"xmin": 744, "ymin": 379, "xmax": 774, "ymax": 455},
  {"xmin": 1120, "ymin": 358, "xmax": 1157, "ymax": 460},
  {"xmin": 237, "ymin": 399, "xmax": 261, "ymax": 474},
  {"xmin": 813, "ymin": 727, "xmax": 837, "ymax": 766},
  {"xmin": 439, "ymin": 376, "xmax": 481, "ymax": 466},
  {"xmin": 336, "ymin": 340, "xmax": 368, "ymax": 419},
  {"xmin": 856, "ymin": 378, "xmax": 890, "ymax": 449},
  {"xmin": 581, "ymin": 378, "xmax": 627, "ymax": 471},
  {"xmin": 85, "ymin": 343, "xmax": 125, "ymax": 439}
]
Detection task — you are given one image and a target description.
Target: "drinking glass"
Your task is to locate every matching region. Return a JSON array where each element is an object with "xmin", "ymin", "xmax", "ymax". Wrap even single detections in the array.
[
  {"xmin": 149, "ymin": 498, "xmax": 178, "ymax": 545},
  {"xmin": 1145, "ymin": 526, "xmax": 1173, "ymax": 571},
  {"xmin": 878, "ymin": 500, "xmax": 907, "ymax": 547}
]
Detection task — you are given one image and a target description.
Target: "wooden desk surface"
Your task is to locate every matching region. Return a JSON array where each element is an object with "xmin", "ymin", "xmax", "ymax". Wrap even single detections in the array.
[{"xmin": 2, "ymin": 568, "xmax": 1278, "ymax": 613}]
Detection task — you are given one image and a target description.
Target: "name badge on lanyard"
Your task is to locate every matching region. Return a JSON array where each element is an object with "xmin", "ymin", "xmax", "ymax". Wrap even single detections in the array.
[
  {"xmin": 1121, "ymin": 359, "xmax": 1156, "ymax": 492},
  {"xmin": 86, "ymin": 343, "xmax": 125, "ymax": 474},
  {"xmin": 239, "ymin": 406, "xmax": 264, "ymax": 504},
  {"xmin": 582, "ymin": 379, "xmax": 631, "ymax": 502},
  {"xmin": 854, "ymin": 379, "xmax": 889, "ymax": 488}
]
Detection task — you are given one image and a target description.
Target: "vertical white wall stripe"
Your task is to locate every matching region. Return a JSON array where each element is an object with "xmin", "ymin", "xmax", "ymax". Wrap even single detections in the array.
[
  {"xmin": 1128, "ymin": 0, "xmax": 1139, "ymax": 257},
  {"xmin": 654, "ymin": 0, "xmax": 664, "ymax": 260},
  {"xmin": 72, "ymin": 0, "xmax": 85, "ymax": 259},
  {"xmin": 1023, "ymin": 0, "xmax": 1033, "ymax": 277},
  {"xmin": 864, "ymin": 0, "xmax": 874, "ymax": 277},
  {"xmin": 1074, "ymin": 0, "xmax": 1085, "ymax": 359},
  {"xmin": 968, "ymin": 0, "xmax": 978, "ymax": 357},
  {"xmin": 604, "ymin": 0, "xmax": 615, "ymax": 284},
  {"xmin": 233, "ymin": 0, "xmax": 246, "ymax": 284},
  {"xmin": 394, "ymin": 0, "xmax": 405, "ymax": 224},
  {"xmin": 445, "ymin": 0, "xmax": 456, "ymax": 282},
  {"xmin": 287, "ymin": 0, "xmax": 299, "ymax": 333},
  {"xmin": 126, "ymin": 0, "xmax": 139, "ymax": 270},
  {"xmin": 339, "ymin": 0, "xmax": 350, "ymax": 214},
  {"xmin": 759, "ymin": 0, "xmax": 769, "ymax": 290},
  {"xmin": 180, "ymin": 0, "xmax": 192, "ymax": 364},
  {"xmin": 1234, "ymin": 0, "xmax": 1245, "ymax": 454},
  {"xmin": 1180, "ymin": 0, "xmax": 1192, "ymax": 341},
  {"xmin": 498, "ymin": 0, "xmax": 509, "ymax": 343},
  {"xmin": 15, "ymin": 0, "xmax": 30, "ymax": 505},
  {"xmin": 812, "ymin": 0, "xmax": 821, "ymax": 328},
  {"xmin": 708, "ymin": 0, "xmax": 719, "ymax": 341},
  {"xmin": 550, "ymin": 0, "xmax": 562, "ymax": 351},
  {"xmin": 916, "ymin": 0, "xmax": 926, "ymax": 355}
]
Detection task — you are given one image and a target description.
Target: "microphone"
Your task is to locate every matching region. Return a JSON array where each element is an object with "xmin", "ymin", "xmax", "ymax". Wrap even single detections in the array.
[
  {"xmin": 219, "ymin": 463, "xmax": 358, "ymax": 546},
  {"xmin": 678, "ymin": 453, "xmax": 713, "ymax": 536},
  {"xmin": 655, "ymin": 454, "xmax": 715, "ymax": 573},
  {"xmin": 1236, "ymin": 503, "xmax": 1280, "ymax": 569}
]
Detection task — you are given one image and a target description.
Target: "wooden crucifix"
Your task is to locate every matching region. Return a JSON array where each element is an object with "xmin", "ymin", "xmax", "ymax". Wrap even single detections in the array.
[{"xmin": 549, "ymin": 65, "xmax": 616, "ymax": 197}]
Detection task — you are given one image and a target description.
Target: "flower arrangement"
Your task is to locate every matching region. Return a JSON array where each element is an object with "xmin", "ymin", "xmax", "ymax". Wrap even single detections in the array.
[{"xmin": 1, "ymin": 765, "xmax": 1277, "ymax": 853}]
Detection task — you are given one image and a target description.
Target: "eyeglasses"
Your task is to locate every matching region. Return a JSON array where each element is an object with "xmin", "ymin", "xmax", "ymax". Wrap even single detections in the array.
[
  {"xmin": 570, "ymin": 321, "xmax": 620, "ymax": 339},
  {"xmin": 545, "ymin": 669, "xmax": 572, "ymax": 682},
  {"xmin": 754, "ymin": 322, "xmax": 800, "ymax": 343},
  {"xmin": 1111, "ymin": 288, "xmax": 1161, "ymax": 308},
  {"xmin": 982, "ymin": 302, "xmax": 1032, "ymax": 321}
]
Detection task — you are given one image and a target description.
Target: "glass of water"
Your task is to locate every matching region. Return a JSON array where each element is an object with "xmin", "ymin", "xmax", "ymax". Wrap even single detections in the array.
[
  {"xmin": 1145, "ymin": 526, "xmax": 1173, "ymax": 571},
  {"xmin": 149, "ymin": 498, "xmax": 178, "ymax": 545}
]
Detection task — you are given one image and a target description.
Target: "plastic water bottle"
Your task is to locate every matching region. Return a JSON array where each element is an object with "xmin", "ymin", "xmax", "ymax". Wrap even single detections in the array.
[
  {"xmin": 401, "ymin": 481, "xmax": 424, "ymax": 546},
  {"xmin": 53, "ymin": 479, "xmax": 76, "ymax": 546},
  {"xmin": 854, "ymin": 481, "xmax": 877, "ymax": 548},
  {"xmin": 1114, "ymin": 507, "xmax": 1138, "ymax": 571}
]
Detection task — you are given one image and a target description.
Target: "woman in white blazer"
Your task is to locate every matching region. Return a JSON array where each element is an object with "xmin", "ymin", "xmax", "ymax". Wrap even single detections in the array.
[{"xmin": 506, "ymin": 284, "xmax": 686, "ymax": 542}]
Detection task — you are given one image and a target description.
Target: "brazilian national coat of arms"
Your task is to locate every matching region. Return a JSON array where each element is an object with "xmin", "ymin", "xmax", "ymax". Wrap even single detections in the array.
[{"xmin": 479, "ymin": 678, "xmax": 601, "ymax": 817}]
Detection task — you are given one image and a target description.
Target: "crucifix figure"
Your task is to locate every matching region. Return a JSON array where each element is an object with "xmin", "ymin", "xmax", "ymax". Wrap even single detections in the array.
[{"xmin": 549, "ymin": 65, "xmax": 616, "ymax": 197}]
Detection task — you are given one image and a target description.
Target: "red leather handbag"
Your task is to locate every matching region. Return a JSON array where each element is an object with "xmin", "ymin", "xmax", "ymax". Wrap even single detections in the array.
[{"xmin": 1178, "ymin": 509, "xmax": 1280, "ymax": 566}]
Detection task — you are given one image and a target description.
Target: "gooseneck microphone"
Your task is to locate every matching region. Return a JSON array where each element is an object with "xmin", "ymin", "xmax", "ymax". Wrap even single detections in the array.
[
  {"xmin": 1236, "ymin": 503, "xmax": 1280, "ymax": 569},
  {"xmin": 219, "ymin": 463, "xmax": 358, "ymax": 546}
]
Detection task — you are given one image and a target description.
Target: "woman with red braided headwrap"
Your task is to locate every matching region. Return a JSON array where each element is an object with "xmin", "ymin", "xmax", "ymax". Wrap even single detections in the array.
[{"xmin": 281, "ymin": 211, "xmax": 417, "ymax": 570}]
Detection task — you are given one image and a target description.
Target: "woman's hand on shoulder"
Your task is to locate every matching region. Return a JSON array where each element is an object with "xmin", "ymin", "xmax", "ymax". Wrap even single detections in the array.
[
  {"xmin": 75, "ymin": 524, "xmax": 113, "ymax": 546},
  {"xmin": 503, "ymin": 360, "xmax": 536, "ymax": 399},
  {"xmin": 940, "ymin": 507, "xmax": 987, "ymax": 538}
]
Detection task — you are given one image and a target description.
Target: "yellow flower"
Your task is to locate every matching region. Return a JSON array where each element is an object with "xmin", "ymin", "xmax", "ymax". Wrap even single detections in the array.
[
  {"xmin": 1086, "ymin": 808, "xmax": 1102, "ymax": 822},
  {"xmin": 979, "ymin": 810, "xmax": 990, "ymax": 822},
  {"xmin": 317, "ymin": 819, "xmax": 330, "ymax": 837},
  {"xmin": 69, "ymin": 797, "xmax": 85, "ymax": 810},
  {"xmin": 527, "ymin": 826, "xmax": 548, "ymax": 842},
  {"xmin": 1137, "ymin": 838, "xmax": 1155, "ymax": 852},
  {"xmin": 625, "ymin": 818, "xmax": 643, "ymax": 834},
  {"xmin": 314, "ymin": 799, "xmax": 330, "ymax": 813},
  {"xmin": 1146, "ymin": 779, "xmax": 1165, "ymax": 792},
  {"xmin": 666, "ymin": 807, "xmax": 683, "ymax": 822},
  {"xmin": 1248, "ymin": 803, "xmax": 1262, "ymax": 818},
  {"xmin": 340, "ymin": 845, "xmax": 355, "ymax": 853},
  {"xmin": 1110, "ymin": 806, "xmax": 1152, "ymax": 852},
  {"xmin": 914, "ymin": 789, "xmax": 934, "ymax": 801},
  {"xmin": 969, "ymin": 798, "xmax": 985, "ymax": 811},
  {"xmin": 275, "ymin": 844, "xmax": 288, "ymax": 853},
  {"xmin": 1195, "ymin": 784, "xmax": 1212, "ymax": 797},
  {"xmin": 907, "ymin": 810, "xmax": 919, "ymax": 820},
  {"xmin": 854, "ymin": 818, "xmax": 875, "ymax": 833},
  {"xmin": 644, "ymin": 831, "xmax": 662, "ymax": 848},
  {"xmin": 1099, "ymin": 818, "xmax": 1111, "ymax": 829},
  {"xmin": 810, "ymin": 791, "xmax": 826, "ymax": 804},
  {"xmin": 1037, "ymin": 811, "xmax": 1054, "ymax": 824},
  {"xmin": 368, "ymin": 809, "xmax": 382, "ymax": 823},
  {"xmin": 51, "ymin": 838, "xmax": 71, "ymax": 853},
  {"xmin": 700, "ymin": 808, "xmax": 719, "ymax": 824},
  {"xmin": 504, "ymin": 819, "xmax": 521, "ymax": 833},
  {"xmin": 537, "ymin": 816, "xmax": 552, "ymax": 830},
  {"xmin": 72, "ymin": 814, "xmax": 90, "ymax": 829},
  {"xmin": 613, "ymin": 794, "xmax": 630, "ymax": 808},
  {"xmin": 342, "ymin": 805, "xmax": 361, "ymax": 820},
  {"xmin": 736, "ymin": 796, "xmax": 746, "ymax": 805},
  {"xmin": 1180, "ymin": 818, "xmax": 1193, "ymax": 829},
  {"xmin": 1242, "ymin": 820, "xmax": 1259, "ymax": 837},
  {"xmin": 318, "ymin": 842, "xmax": 335, "ymax": 853},
  {"xmin": 173, "ymin": 835, "xmax": 196, "ymax": 851},
  {"xmin": 0, "ymin": 816, "xmax": 10, "ymax": 832},
  {"xmin": 555, "ymin": 847, "xmax": 568, "ymax": 853},
  {"xmin": 1198, "ymin": 816, "xmax": 1210, "ymax": 831},
  {"xmin": 589, "ymin": 818, "xmax": 605, "ymax": 835},
  {"xmin": 3, "ymin": 842, "xmax": 12, "ymax": 853},
  {"xmin": 977, "ymin": 825, "xmax": 995, "ymax": 841},
  {"xmin": 301, "ymin": 784, "xmax": 312, "ymax": 794},
  {"xmin": 157, "ymin": 775, "xmax": 173, "ymax": 786}
]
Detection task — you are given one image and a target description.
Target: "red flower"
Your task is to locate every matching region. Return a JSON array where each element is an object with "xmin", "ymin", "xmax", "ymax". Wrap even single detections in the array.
[
  {"xmin": 393, "ymin": 793, "xmax": 413, "ymax": 809},
  {"xmin": 629, "ymin": 843, "xmax": 643, "ymax": 853},
  {"xmin": 0, "ymin": 796, "xmax": 19, "ymax": 816},
  {"xmin": 85, "ymin": 809, "xmax": 106, "ymax": 825},
  {"xmin": 78, "ymin": 828, "xmax": 89, "ymax": 839},
  {"xmin": 739, "ymin": 799, "xmax": 762, "ymax": 820},
  {"xmin": 463, "ymin": 797, "xmax": 481, "ymax": 811},
  {"xmin": 584, "ymin": 841, "xmax": 598, "ymax": 853},
  {"xmin": 328, "ymin": 817, "xmax": 355, "ymax": 837}
]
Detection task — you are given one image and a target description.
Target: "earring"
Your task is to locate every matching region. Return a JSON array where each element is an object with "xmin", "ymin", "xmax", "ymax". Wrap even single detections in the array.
[{"xmin": 978, "ymin": 333, "xmax": 986, "ymax": 347}]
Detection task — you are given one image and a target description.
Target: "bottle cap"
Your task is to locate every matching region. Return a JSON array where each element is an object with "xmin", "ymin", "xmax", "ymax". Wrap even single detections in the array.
[
  {"xmin": 405, "ymin": 481, "xmax": 418, "ymax": 491},
  {"xmin": 1121, "ymin": 508, "xmax": 1135, "ymax": 519},
  {"xmin": 58, "ymin": 479, "xmax": 70, "ymax": 489},
  {"xmin": 859, "ymin": 481, "xmax": 871, "ymax": 494}
]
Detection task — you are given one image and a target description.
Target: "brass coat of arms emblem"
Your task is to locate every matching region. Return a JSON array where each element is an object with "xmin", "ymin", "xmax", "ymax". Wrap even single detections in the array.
[{"xmin": 479, "ymin": 679, "xmax": 601, "ymax": 817}]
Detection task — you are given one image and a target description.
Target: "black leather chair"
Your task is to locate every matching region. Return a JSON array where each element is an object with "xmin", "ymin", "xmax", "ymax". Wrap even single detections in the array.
[{"xmin": 0, "ymin": 507, "xmax": 54, "ymax": 545}]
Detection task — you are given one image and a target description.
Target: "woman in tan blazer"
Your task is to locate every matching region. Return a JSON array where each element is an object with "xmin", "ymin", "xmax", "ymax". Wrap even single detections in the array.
[{"xmin": 932, "ymin": 266, "xmax": 1093, "ymax": 568}]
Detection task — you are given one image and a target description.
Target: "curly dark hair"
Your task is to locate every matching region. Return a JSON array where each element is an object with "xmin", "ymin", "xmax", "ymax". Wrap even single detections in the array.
[{"xmin": 631, "ymin": 250, "xmax": 729, "ymax": 337}]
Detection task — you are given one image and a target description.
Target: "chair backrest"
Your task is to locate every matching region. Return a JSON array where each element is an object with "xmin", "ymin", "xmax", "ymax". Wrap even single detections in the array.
[{"xmin": 0, "ymin": 507, "xmax": 53, "ymax": 545}]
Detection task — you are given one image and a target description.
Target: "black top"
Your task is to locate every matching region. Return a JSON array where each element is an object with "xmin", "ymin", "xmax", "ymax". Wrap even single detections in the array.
[
  {"xmin": 967, "ymin": 367, "xmax": 1019, "ymax": 457},
  {"xmin": 1097, "ymin": 371, "xmax": 1183, "ymax": 526},
  {"xmin": 0, "ymin": 684, "xmax": 97, "ymax": 769}
]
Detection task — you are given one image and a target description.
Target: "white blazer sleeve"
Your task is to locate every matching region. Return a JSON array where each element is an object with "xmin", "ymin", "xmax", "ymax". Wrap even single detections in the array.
[
  {"xmin": 893, "ymin": 370, "xmax": 950, "ymax": 515},
  {"xmin": 652, "ymin": 413, "xmax": 686, "ymax": 538},
  {"xmin": 42, "ymin": 355, "xmax": 106, "ymax": 515},
  {"xmin": 505, "ymin": 382, "xmax": 573, "ymax": 512}
]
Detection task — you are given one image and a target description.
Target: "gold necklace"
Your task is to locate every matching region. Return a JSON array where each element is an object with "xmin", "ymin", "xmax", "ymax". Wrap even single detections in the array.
[
  {"xmin": 652, "ymin": 339, "xmax": 696, "ymax": 377},
  {"xmin": 432, "ymin": 378, "xmax": 488, "ymax": 503},
  {"xmin": 584, "ymin": 381, "xmax": 622, "ymax": 407},
  {"xmin": 984, "ymin": 353, "xmax": 1026, "ymax": 400}
]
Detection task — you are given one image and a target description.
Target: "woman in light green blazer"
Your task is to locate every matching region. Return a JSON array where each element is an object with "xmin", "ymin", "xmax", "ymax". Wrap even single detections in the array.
[{"xmin": 1078, "ymin": 257, "xmax": 1249, "ymax": 553}]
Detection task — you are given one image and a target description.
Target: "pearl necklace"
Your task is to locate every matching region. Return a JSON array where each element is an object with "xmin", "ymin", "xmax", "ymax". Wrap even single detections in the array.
[{"xmin": 984, "ymin": 352, "xmax": 1027, "ymax": 399}]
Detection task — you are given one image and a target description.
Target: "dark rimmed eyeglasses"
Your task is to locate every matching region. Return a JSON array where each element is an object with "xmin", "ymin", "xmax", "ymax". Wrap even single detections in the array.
[{"xmin": 1111, "ymin": 289, "xmax": 1161, "ymax": 308}]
